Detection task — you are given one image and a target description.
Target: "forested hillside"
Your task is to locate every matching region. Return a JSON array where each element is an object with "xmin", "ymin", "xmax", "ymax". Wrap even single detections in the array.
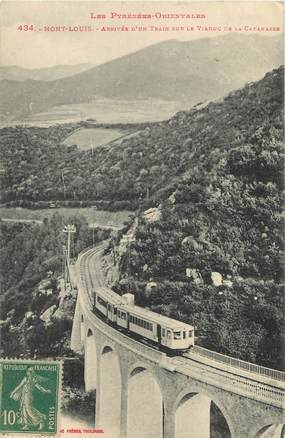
[
  {"xmin": 110, "ymin": 66, "xmax": 284, "ymax": 370},
  {"xmin": 0, "ymin": 214, "xmax": 109, "ymax": 357},
  {"xmin": 1, "ymin": 67, "xmax": 283, "ymax": 211}
]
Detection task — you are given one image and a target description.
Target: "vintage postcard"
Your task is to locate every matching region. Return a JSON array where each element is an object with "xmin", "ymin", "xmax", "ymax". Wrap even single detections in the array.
[{"xmin": 0, "ymin": 1, "xmax": 284, "ymax": 438}]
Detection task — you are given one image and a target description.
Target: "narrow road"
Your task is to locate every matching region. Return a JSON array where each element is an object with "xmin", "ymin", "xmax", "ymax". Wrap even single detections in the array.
[{"xmin": 1, "ymin": 217, "xmax": 43, "ymax": 224}]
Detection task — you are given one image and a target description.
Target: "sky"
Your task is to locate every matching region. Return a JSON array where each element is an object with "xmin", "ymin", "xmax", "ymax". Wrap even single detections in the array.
[{"xmin": 0, "ymin": 1, "xmax": 283, "ymax": 68}]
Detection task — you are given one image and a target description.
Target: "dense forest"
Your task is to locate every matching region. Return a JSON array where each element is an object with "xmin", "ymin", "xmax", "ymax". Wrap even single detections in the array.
[
  {"xmin": 109, "ymin": 66, "xmax": 284, "ymax": 370},
  {"xmin": 1, "ymin": 67, "xmax": 283, "ymax": 212},
  {"xmin": 0, "ymin": 214, "xmax": 109, "ymax": 357}
]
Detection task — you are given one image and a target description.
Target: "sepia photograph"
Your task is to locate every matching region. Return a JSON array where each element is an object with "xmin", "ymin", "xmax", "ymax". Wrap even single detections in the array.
[{"xmin": 0, "ymin": 1, "xmax": 284, "ymax": 437}]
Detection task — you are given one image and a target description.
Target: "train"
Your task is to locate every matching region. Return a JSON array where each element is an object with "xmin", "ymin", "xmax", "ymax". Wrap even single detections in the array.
[{"xmin": 93, "ymin": 286, "xmax": 195, "ymax": 353}]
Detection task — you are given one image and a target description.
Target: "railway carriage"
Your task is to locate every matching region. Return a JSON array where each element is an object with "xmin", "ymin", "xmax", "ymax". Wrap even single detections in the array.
[
  {"xmin": 94, "ymin": 286, "xmax": 195, "ymax": 352},
  {"xmin": 117, "ymin": 303, "xmax": 195, "ymax": 351},
  {"xmin": 94, "ymin": 287, "xmax": 122, "ymax": 323}
]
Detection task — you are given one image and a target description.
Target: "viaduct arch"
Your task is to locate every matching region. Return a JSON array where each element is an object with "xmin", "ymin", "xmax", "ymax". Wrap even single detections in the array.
[{"xmin": 127, "ymin": 365, "xmax": 163, "ymax": 438}]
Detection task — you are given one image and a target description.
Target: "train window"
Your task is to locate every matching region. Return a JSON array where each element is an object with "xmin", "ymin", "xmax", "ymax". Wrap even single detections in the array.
[
  {"xmin": 150, "ymin": 324, "xmax": 153, "ymax": 331},
  {"xmin": 183, "ymin": 331, "xmax": 186, "ymax": 339},
  {"xmin": 162, "ymin": 329, "xmax": 165, "ymax": 337},
  {"xmin": 174, "ymin": 331, "xmax": 181, "ymax": 340},
  {"xmin": 167, "ymin": 330, "xmax": 171, "ymax": 339},
  {"xmin": 98, "ymin": 297, "xmax": 107, "ymax": 307},
  {"xmin": 122, "ymin": 313, "xmax": 126, "ymax": 320},
  {"xmin": 189, "ymin": 331, "xmax": 192, "ymax": 337}
]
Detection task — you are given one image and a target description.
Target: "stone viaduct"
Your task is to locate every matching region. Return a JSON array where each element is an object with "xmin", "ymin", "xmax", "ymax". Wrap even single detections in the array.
[{"xmin": 71, "ymin": 247, "xmax": 285, "ymax": 438}]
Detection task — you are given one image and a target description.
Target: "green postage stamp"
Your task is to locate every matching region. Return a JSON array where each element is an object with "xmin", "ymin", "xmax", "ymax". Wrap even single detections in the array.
[{"xmin": 0, "ymin": 359, "xmax": 62, "ymax": 436}]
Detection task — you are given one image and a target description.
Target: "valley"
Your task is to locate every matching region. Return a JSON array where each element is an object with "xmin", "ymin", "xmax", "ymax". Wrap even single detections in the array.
[
  {"xmin": 0, "ymin": 35, "xmax": 282, "ymax": 121},
  {"xmin": 2, "ymin": 98, "xmax": 183, "ymax": 127}
]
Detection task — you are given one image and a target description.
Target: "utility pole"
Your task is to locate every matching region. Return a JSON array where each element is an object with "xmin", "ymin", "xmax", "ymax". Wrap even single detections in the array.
[
  {"xmin": 62, "ymin": 245, "xmax": 67, "ymax": 291},
  {"xmin": 63, "ymin": 224, "xmax": 76, "ymax": 290},
  {"xmin": 63, "ymin": 224, "xmax": 76, "ymax": 266}
]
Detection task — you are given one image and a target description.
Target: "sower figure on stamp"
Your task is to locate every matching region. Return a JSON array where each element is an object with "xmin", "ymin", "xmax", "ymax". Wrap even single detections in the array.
[{"xmin": 10, "ymin": 367, "xmax": 51, "ymax": 430}]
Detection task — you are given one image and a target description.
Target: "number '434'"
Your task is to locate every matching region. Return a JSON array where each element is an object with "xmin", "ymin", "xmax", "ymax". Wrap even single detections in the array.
[{"xmin": 17, "ymin": 24, "xmax": 34, "ymax": 31}]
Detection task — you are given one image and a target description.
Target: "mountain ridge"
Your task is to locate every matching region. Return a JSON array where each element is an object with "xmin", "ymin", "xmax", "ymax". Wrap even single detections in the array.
[
  {"xmin": 0, "ymin": 63, "xmax": 94, "ymax": 82},
  {"xmin": 0, "ymin": 34, "xmax": 282, "ymax": 119}
]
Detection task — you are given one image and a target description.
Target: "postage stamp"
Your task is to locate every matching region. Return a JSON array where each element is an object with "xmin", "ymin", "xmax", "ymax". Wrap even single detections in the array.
[{"xmin": 0, "ymin": 359, "xmax": 62, "ymax": 436}]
